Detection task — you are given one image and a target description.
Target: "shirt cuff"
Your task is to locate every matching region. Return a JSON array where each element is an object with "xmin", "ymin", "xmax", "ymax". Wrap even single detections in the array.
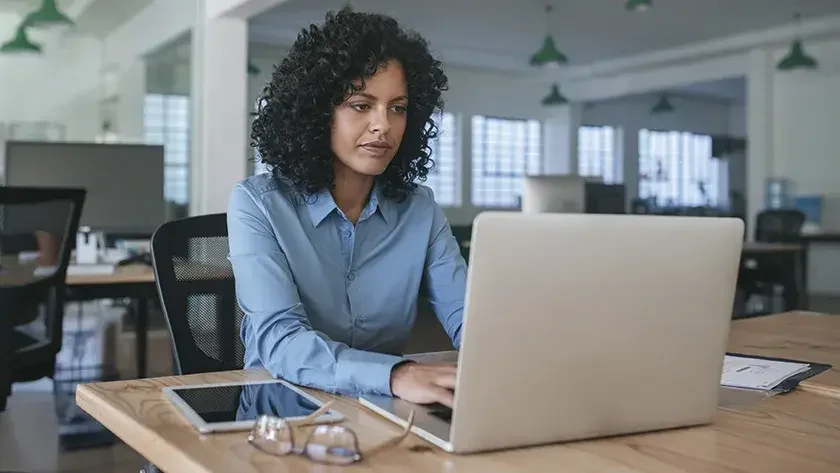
[{"xmin": 334, "ymin": 349, "xmax": 406, "ymax": 396}]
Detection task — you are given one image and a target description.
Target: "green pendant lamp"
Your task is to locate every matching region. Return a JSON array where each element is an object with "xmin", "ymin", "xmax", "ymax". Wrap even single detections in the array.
[
  {"xmin": 529, "ymin": 5, "xmax": 568, "ymax": 67},
  {"xmin": 0, "ymin": 25, "xmax": 42, "ymax": 54},
  {"xmin": 541, "ymin": 84, "xmax": 568, "ymax": 106},
  {"xmin": 626, "ymin": 0, "xmax": 652, "ymax": 12},
  {"xmin": 23, "ymin": 0, "xmax": 74, "ymax": 28},
  {"xmin": 777, "ymin": 13, "xmax": 818, "ymax": 71},
  {"xmin": 651, "ymin": 94, "xmax": 674, "ymax": 114}
]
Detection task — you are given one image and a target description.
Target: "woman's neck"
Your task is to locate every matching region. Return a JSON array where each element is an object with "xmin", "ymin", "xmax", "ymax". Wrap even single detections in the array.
[{"xmin": 331, "ymin": 165, "xmax": 374, "ymax": 225}]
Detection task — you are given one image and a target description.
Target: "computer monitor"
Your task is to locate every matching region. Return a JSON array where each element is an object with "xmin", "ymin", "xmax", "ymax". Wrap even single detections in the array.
[
  {"xmin": 3, "ymin": 141, "xmax": 166, "ymax": 235},
  {"xmin": 585, "ymin": 182, "xmax": 627, "ymax": 214},
  {"xmin": 521, "ymin": 175, "xmax": 586, "ymax": 214}
]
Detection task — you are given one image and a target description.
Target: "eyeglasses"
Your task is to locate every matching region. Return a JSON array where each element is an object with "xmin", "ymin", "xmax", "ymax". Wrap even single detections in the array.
[{"xmin": 248, "ymin": 400, "xmax": 417, "ymax": 465}]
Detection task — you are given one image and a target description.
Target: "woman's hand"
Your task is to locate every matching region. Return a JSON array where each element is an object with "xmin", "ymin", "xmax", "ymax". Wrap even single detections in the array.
[{"xmin": 390, "ymin": 362, "xmax": 458, "ymax": 408}]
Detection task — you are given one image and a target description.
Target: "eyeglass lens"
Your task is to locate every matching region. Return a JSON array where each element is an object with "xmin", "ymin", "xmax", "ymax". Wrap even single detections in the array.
[
  {"xmin": 305, "ymin": 425, "xmax": 362, "ymax": 465},
  {"xmin": 251, "ymin": 416, "xmax": 363, "ymax": 465},
  {"xmin": 250, "ymin": 416, "xmax": 294, "ymax": 456}
]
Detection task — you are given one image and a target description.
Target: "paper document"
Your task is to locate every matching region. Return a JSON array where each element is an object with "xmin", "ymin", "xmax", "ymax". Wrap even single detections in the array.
[{"xmin": 721, "ymin": 355, "xmax": 810, "ymax": 390}]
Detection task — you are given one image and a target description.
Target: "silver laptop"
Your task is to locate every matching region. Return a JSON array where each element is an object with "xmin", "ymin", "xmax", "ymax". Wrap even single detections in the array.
[{"xmin": 360, "ymin": 211, "xmax": 744, "ymax": 454}]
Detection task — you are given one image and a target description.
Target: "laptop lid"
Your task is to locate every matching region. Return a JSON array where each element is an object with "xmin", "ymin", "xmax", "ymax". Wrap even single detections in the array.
[{"xmin": 449, "ymin": 212, "xmax": 743, "ymax": 453}]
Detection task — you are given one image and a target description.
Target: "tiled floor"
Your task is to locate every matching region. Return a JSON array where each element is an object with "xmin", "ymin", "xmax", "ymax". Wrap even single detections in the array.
[
  {"xmin": 2, "ymin": 296, "xmax": 839, "ymax": 473},
  {"xmin": 0, "ymin": 391, "xmax": 146, "ymax": 473}
]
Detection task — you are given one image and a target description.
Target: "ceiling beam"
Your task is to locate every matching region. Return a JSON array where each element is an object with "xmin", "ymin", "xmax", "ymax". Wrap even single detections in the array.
[
  {"xmin": 206, "ymin": 0, "xmax": 291, "ymax": 20},
  {"xmin": 552, "ymin": 13, "xmax": 840, "ymax": 82}
]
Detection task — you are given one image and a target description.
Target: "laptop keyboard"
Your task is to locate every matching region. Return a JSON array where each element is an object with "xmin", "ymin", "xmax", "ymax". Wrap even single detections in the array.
[{"xmin": 427, "ymin": 403, "xmax": 453, "ymax": 423}]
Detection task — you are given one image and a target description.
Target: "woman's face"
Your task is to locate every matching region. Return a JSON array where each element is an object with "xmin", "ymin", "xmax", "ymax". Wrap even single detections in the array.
[{"xmin": 331, "ymin": 59, "xmax": 408, "ymax": 180}]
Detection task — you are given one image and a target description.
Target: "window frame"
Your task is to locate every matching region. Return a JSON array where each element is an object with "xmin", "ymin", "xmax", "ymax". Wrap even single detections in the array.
[
  {"xmin": 470, "ymin": 114, "xmax": 543, "ymax": 208},
  {"xmin": 422, "ymin": 111, "xmax": 461, "ymax": 207},
  {"xmin": 143, "ymin": 93, "xmax": 191, "ymax": 206},
  {"xmin": 577, "ymin": 125, "xmax": 620, "ymax": 184},
  {"xmin": 637, "ymin": 128, "xmax": 727, "ymax": 208}
]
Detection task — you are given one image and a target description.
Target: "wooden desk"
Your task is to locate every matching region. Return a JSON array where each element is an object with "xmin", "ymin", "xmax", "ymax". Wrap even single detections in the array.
[
  {"xmin": 66, "ymin": 264, "xmax": 157, "ymax": 379},
  {"xmin": 77, "ymin": 369, "xmax": 840, "ymax": 473},
  {"xmin": 0, "ymin": 262, "xmax": 155, "ymax": 287},
  {"xmin": 77, "ymin": 312, "xmax": 840, "ymax": 473},
  {"xmin": 66, "ymin": 263, "xmax": 155, "ymax": 286},
  {"xmin": 1, "ymin": 261, "xmax": 157, "ymax": 378},
  {"xmin": 729, "ymin": 311, "xmax": 840, "ymax": 399},
  {"xmin": 740, "ymin": 243, "xmax": 807, "ymax": 311},
  {"xmin": 741, "ymin": 242, "xmax": 804, "ymax": 253}
]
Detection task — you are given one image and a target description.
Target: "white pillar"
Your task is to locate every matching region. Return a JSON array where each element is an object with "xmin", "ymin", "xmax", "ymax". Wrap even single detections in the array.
[
  {"xmin": 190, "ymin": 4, "xmax": 249, "ymax": 216},
  {"xmin": 541, "ymin": 103, "xmax": 581, "ymax": 175},
  {"xmin": 115, "ymin": 59, "xmax": 147, "ymax": 143},
  {"xmin": 622, "ymin": 127, "xmax": 638, "ymax": 210},
  {"xmin": 745, "ymin": 48, "xmax": 774, "ymax": 241}
]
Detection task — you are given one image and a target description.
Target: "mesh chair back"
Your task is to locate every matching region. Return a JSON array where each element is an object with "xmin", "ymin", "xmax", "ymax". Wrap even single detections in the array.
[
  {"xmin": 0, "ymin": 186, "xmax": 86, "ymax": 349},
  {"xmin": 755, "ymin": 209, "xmax": 806, "ymax": 242},
  {"xmin": 151, "ymin": 213, "xmax": 244, "ymax": 375}
]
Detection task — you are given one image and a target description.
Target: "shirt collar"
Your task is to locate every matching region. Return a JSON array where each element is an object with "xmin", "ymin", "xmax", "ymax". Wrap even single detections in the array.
[
  {"xmin": 304, "ymin": 189, "xmax": 337, "ymax": 227},
  {"xmin": 304, "ymin": 181, "xmax": 394, "ymax": 227}
]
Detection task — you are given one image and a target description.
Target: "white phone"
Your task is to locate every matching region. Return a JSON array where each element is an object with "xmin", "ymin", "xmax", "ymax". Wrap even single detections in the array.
[{"xmin": 162, "ymin": 378, "xmax": 344, "ymax": 434}]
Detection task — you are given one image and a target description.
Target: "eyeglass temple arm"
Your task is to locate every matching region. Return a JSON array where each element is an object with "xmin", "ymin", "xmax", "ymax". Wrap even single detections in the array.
[
  {"xmin": 287, "ymin": 400, "xmax": 336, "ymax": 426},
  {"xmin": 364, "ymin": 410, "xmax": 417, "ymax": 458}
]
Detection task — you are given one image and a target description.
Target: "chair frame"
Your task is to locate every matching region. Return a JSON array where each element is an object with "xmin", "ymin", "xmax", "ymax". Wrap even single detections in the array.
[
  {"xmin": 150, "ymin": 212, "xmax": 241, "ymax": 375},
  {"xmin": 1, "ymin": 186, "xmax": 86, "ymax": 411}
]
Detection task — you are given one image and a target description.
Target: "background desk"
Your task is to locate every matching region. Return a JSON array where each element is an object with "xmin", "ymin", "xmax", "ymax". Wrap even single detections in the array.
[
  {"xmin": 77, "ymin": 312, "xmax": 840, "ymax": 473},
  {"xmin": 740, "ymin": 242, "xmax": 807, "ymax": 311},
  {"xmin": 66, "ymin": 264, "xmax": 156, "ymax": 379}
]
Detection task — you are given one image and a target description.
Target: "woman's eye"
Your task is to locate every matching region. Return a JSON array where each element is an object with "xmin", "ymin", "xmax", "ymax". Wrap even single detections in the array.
[
  {"xmin": 351, "ymin": 103, "xmax": 370, "ymax": 111},
  {"xmin": 391, "ymin": 104, "xmax": 408, "ymax": 114}
]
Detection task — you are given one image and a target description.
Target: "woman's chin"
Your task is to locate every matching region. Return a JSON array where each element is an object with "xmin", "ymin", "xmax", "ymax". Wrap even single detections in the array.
[{"xmin": 348, "ymin": 157, "xmax": 394, "ymax": 176}]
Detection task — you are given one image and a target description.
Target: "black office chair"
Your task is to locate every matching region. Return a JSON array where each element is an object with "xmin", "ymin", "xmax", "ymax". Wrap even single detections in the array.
[
  {"xmin": 737, "ymin": 209, "xmax": 807, "ymax": 317},
  {"xmin": 145, "ymin": 213, "xmax": 242, "ymax": 473},
  {"xmin": 0, "ymin": 186, "xmax": 86, "ymax": 412},
  {"xmin": 755, "ymin": 209, "xmax": 806, "ymax": 242},
  {"xmin": 150, "ymin": 213, "xmax": 244, "ymax": 375}
]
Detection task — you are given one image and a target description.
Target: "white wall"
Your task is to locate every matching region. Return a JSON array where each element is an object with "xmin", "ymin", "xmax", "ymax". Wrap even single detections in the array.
[
  {"xmin": 726, "ymin": 103, "xmax": 747, "ymax": 199},
  {"xmin": 767, "ymin": 37, "xmax": 840, "ymax": 294},
  {"xmin": 581, "ymin": 93, "xmax": 737, "ymax": 205}
]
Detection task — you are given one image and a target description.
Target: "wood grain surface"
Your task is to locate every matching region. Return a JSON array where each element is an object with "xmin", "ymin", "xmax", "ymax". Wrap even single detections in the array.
[
  {"xmin": 66, "ymin": 264, "xmax": 155, "ymax": 285},
  {"xmin": 0, "ymin": 262, "xmax": 154, "ymax": 287},
  {"xmin": 78, "ymin": 311, "xmax": 840, "ymax": 473},
  {"xmin": 741, "ymin": 242, "xmax": 805, "ymax": 253},
  {"xmin": 729, "ymin": 311, "xmax": 840, "ymax": 398}
]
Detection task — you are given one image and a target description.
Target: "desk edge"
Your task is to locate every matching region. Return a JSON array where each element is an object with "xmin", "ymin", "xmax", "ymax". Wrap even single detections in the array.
[{"xmin": 76, "ymin": 383, "xmax": 213, "ymax": 473}]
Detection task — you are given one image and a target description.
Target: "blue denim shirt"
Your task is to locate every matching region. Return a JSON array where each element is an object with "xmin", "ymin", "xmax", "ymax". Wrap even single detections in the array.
[{"xmin": 227, "ymin": 173, "xmax": 466, "ymax": 396}]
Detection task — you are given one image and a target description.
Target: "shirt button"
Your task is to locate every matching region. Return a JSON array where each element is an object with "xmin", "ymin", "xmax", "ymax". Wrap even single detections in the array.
[
  {"xmin": 354, "ymin": 318, "xmax": 363, "ymax": 328},
  {"xmin": 347, "ymin": 271, "xmax": 356, "ymax": 281}
]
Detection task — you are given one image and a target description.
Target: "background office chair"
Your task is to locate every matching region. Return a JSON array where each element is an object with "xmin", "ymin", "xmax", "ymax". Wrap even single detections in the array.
[
  {"xmin": 737, "ymin": 209, "xmax": 807, "ymax": 317},
  {"xmin": 150, "ymin": 212, "xmax": 244, "ymax": 376},
  {"xmin": 0, "ymin": 186, "xmax": 86, "ymax": 412},
  {"xmin": 754, "ymin": 209, "xmax": 806, "ymax": 242}
]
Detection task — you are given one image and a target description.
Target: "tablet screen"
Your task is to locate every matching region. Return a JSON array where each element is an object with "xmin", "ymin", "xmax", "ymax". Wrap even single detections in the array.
[{"xmin": 172, "ymin": 382, "xmax": 320, "ymax": 424}]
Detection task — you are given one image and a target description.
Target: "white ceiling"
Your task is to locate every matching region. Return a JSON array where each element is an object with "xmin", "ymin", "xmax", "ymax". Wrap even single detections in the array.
[
  {"xmin": 251, "ymin": 0, "xmax": 840, "ymax": 67},
  {"xmin": 0, "ymin": 0, "xmax": 151, "ymax": 39},
  {"xmin": 71, "ymin": 0, "xmax": 152, "ymax": 38},
  {"xmin": 0, "ymin": 0, "xmax": 81, "ymax": 15},
  {"xmin": 675, "ymin": 78, "xmax": 746, "ymax": 103}
]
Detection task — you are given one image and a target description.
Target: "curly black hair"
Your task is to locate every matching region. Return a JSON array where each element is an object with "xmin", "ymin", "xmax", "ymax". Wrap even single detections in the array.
[{"xmin": 251, "ymin": 7, "xmax": 449, "ymax": 201}]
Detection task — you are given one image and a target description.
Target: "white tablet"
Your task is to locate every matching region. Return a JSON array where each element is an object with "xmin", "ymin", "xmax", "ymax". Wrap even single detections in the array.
[{"xmin": 162, "ymin": 379, "xmax": 344, "ymax": 434}]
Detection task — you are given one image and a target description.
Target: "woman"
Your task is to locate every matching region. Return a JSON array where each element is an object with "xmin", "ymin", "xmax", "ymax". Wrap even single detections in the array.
[{"xmin": 228, "ymin": 7, "xmax": 466, "ymax": 408}]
